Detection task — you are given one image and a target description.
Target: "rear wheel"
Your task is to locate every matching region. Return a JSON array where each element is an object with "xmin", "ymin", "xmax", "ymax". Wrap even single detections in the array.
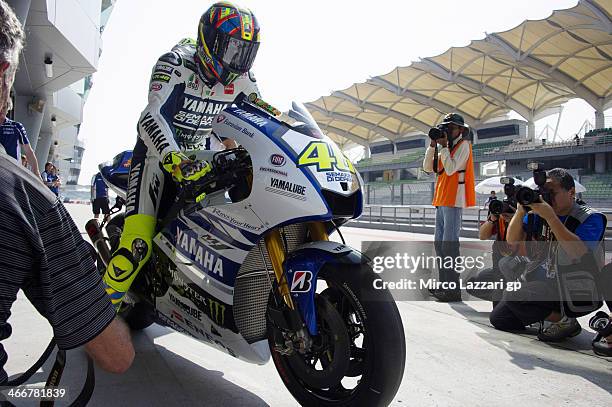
[
  {"xmin": 267, "ymin": 263, "xmax": 406, "ymax": 407},
  {"xmin": 122, "ymin": 302, "xmax": 155, "ymax": 331}
]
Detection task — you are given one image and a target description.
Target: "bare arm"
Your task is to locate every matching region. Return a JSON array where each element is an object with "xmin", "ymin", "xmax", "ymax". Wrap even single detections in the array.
[
  {"xmin": 85, "ymin": 317, "xmax": 134, "ymax": 374},
  {"xmin": 506, "ymin": 205, "xmax": 527, "ymax": 243},
  {"xmin": 479, "ymin": 215, "xmax": 497, "ymax": 240}
]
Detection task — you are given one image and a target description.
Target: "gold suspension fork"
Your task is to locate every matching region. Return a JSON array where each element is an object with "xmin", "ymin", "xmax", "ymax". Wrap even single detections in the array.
[
  {"xmin": 264, "ymin": 222, "xmax": 329, "ymax": 309},
  {"xmin": 265, "ymin": 229, "xmax": 294, "ymax": 309},
  {"xmin": 308, "ymin": 221, "xmax": 329, "ymax": 242}
]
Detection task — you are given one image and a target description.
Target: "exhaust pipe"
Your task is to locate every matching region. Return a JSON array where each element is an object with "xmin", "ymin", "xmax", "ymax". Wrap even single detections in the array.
[{"xmin": 85, "ymin": 219, "xmax": 112, "ymax": 266}]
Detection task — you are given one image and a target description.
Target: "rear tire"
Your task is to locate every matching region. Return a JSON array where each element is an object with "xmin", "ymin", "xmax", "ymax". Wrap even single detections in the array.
[
  {"xmin": 122, "ymin": 302, "xmax": 155, "ymax": 331},
  {"xmin": 267, "ymin": 262, "xmax": 406, "ymax": 407}
]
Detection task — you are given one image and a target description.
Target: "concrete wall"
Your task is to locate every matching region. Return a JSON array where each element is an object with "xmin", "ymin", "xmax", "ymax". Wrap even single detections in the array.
[{"xmin": 7, "ymin": 0, "xmax": 108, "ymax": 178}]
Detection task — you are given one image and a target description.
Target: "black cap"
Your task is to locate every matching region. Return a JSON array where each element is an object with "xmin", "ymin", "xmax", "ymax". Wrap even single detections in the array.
[{"xmin": 441, "ymin": 113, "xmax": 469, "ymax": 128}]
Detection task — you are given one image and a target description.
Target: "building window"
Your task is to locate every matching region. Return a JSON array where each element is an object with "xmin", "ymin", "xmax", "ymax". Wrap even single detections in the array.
[{"xmin": 478, "ymin": 124, "xmax": 520, "ymax": 140}]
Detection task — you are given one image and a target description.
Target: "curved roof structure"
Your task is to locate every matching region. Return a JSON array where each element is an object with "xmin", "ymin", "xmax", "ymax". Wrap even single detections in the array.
[{"xmin": 306, "ymin": 0, "xmax": 612, "ymax": 148}]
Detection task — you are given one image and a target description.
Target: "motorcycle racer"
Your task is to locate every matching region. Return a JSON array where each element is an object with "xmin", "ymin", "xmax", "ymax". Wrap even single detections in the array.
[{"xmin": 103, "ymin": 1, "xmax": 261, "ymax": 310}]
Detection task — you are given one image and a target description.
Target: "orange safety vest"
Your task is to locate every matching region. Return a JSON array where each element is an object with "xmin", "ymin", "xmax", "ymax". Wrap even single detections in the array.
[{"xmin": 432, "ymin": 139, "xmax": 476, "ymax": 207}]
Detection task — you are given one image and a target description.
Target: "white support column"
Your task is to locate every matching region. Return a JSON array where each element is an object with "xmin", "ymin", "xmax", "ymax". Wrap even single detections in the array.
[
  {"xmin": 364, "ymin": 146, "xmax": 371, "ymax": 159},
  {"xmin": 14, "ymin": 96, "xmax": 45, "ymax": 152},
  {"xmin": 595, "ymin": 110, "xmax": 605, "ymax": 129},
  {"xmin": 35, "ymin": 131, "xmax": 53, "ymax": 170},
  {"xmin": 6, "ymin": 0, "xmax": 31, "ymax": 25},
  {"xmin": 527, "ymin": 121, "xmax": 535, "ymax": 142}
]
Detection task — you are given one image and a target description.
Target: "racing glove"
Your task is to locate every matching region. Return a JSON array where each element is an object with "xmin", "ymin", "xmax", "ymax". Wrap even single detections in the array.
[{"xmin": 162, "ymin": 151, "xmax": 213, "ymax": 183}]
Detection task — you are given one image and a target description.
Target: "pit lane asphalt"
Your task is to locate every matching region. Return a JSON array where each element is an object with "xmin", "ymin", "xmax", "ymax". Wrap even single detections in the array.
[{"xmin": 3, "ymin": 204, "xmax": 610, "ymax": 406}]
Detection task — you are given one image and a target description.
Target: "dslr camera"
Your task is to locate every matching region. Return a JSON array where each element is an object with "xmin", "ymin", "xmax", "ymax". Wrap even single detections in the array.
[
  {"xmin": 488, "ymin": 177, "xmax": 518, "ymax": 215},
  {"xmin": 514, "ymin": 162, "xmax": 551, "ymax": 209},
  {"xmin": 428, "ymin": 123, "xmax": 450, "ymax": 141}
]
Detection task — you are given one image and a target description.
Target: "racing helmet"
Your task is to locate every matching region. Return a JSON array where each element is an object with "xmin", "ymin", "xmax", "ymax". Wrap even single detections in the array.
[{"xmin": 196, "ymin": 2, "xmax": 260, "ymax": 86}]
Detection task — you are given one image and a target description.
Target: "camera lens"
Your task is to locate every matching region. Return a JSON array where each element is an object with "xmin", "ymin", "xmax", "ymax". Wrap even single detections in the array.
[
  {"xmin": 428, "ymin": 127, "xmax": 443, "ymax": 141},
  {"xmin": 502, "ymin": 200, "xmax": 515, "ymax": 214},
  {"xmin": 515, "ymin": 186, "xmax": 539, "ymax": 206},
  {"xmin": 489, "ymin": 199, "xmax": 503, "ymax": 215}
]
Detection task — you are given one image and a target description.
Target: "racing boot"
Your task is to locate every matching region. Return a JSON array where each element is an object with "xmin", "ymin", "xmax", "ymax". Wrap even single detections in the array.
[{"xmin": 103, "ymin": 214, "xmax": 156, "ymax": 311}]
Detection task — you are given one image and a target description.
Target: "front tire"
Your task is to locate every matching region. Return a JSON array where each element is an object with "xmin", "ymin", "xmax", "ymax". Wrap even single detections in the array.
[{"xmin": 267, "ymin": 262, "xmax": 406, "ymax": 407}]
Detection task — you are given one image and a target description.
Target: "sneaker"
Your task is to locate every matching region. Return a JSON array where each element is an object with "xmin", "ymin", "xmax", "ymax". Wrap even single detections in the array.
[
  {"xmin": 537, "ymin": 317, "xmax": 581, "ymax": 342},
  {"xmin": 592, "ymin": 338, "xmax": 612, "ymax": 357}
]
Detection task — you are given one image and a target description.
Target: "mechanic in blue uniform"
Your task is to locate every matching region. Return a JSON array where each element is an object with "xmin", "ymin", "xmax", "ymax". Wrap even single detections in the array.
[
  {"xmin": 0, "ymin": 116, "xmax": 40, "ymax": 176},
  {"xmin": 91, "ymin": 172, "xmax": 111, "ymax": 222}
]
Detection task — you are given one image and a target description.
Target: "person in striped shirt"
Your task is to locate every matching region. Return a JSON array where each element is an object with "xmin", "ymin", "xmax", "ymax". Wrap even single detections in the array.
[{"xmin": 0, "ymin": 0, "xmax": 134, "ymax": 383}]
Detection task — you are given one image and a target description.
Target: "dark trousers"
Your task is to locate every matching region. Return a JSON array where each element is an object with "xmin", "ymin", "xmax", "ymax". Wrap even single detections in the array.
[
  {"xmin": 490, "ymin": 279, "xmax": 595, "ymax": 331},
  {"xmin": 490, "ymin": 280, "xmax": 559, "ymax": 331},
  {"xmin": 466, "ymin": 267, "xmax": 504, "ymax": 306},
  {"xmin": 599, "ymin": 268, "xmax": 612, "ymax": 310}
]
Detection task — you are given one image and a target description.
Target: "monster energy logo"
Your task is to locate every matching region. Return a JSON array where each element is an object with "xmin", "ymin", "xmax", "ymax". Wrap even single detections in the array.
[{"xmin": 208, "ymin": 299, "xmax": 226, "ymax": 325}]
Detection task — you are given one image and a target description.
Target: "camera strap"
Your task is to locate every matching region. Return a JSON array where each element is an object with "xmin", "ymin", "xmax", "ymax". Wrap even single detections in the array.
[
  {"xmin": 448, "ymin": 136, "xmax": 455, "ymax": 153},
  {"xmin": 432, "ymin": 145, "xmax": 444, "ymax": 175}
]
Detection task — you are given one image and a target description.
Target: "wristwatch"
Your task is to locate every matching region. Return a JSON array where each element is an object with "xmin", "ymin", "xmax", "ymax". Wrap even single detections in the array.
[{"xmin": 487, "ymin": 217, "xmax": 497, "ymax": 224}]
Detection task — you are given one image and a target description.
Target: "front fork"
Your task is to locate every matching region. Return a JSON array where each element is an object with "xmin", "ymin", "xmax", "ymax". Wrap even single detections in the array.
[{"xmin": 264, "ymin": 222, "xmax": 328, "ymax": 309}]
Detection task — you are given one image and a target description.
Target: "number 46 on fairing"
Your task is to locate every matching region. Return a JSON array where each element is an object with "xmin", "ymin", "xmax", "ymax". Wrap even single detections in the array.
[{"xmin": 297, "ymin": 141, "xmax": 356, "ymax": 173}]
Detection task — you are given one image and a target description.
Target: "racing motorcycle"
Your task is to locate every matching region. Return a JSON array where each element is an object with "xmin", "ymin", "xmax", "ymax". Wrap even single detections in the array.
[{"xmin": 87, "ymin": 94, "xmax": 405, "ymax": 406}]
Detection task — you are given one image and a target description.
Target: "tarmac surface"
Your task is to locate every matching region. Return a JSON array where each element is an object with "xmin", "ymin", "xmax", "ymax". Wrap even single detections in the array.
[{"xmin": 2, "ymin": 204, "xmax": 611, "ymax": 406}]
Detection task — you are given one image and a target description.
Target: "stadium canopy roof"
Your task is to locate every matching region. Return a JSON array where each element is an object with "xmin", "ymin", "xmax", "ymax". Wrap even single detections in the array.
[{"xmin": 306, "ymin": 0, "xmax": 612, "ymax": 149}]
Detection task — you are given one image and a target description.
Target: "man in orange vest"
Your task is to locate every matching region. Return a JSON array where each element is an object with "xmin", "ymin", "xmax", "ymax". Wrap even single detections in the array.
[{"xmin": 423, "ymin": 113, "xmax": 476, "ymax": 302}]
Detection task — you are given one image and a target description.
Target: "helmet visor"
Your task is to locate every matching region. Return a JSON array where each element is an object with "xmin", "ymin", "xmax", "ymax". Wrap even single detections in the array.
[
  {"xmin": 204, "ymin": 26, "xmax": 259, "ymax": 72},
  {"xmin": 221, "ymin": 36, "xmax": 259, "ymax": 72}
]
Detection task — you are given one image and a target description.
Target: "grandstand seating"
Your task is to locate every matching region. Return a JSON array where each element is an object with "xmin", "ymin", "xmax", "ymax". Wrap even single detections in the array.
[
  {"xmin": 584, "ymin": 128, "xmax": 612, "ymax": 138},
  {"xmin": 581, "ymin": 174, "xmax": 612, "ymax": 203},
  {"xmin": 355, "ymin": 149, "xmax": 424, "ymax": 168},
  {"xmin": 472, "ymin": 140, "xmax": 513, "ymax": 157}
]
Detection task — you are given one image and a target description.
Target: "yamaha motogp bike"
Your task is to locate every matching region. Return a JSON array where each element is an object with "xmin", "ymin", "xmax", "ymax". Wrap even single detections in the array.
[{"xmin": 88, "ymin": 94, "xmax": 405, "ymax": 406}]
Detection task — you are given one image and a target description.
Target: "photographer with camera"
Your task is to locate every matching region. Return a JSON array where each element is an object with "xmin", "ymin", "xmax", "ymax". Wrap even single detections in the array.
[
  {"xmin": 490, "ymin": 168, "xmax": 607, "ymax": 342},
  {"xmin": 423, "ymin": 113, "xmax": 476, "ymax": 302},
  {"xmin": 467, "ymin": 179, "xmax": 520, "ymax": 307},
  {"xmin": 483, "ymin": 191, "xmax": 497, "ymax": 209}
]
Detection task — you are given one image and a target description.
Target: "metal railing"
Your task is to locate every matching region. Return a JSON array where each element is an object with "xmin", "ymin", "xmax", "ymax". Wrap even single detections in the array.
[
  {"xmin": 353, "ymin": 204, "xmax": 612, "ymax": 239},
  {"xmin": 357, "ymin": 205, "xmax": 483, "ymax": 231}
]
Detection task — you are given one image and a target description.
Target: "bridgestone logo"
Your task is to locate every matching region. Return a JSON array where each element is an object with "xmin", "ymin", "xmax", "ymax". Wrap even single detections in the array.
[{"xmin": 291, "ymin": 271, "xmax": 313, "ymax": 293}]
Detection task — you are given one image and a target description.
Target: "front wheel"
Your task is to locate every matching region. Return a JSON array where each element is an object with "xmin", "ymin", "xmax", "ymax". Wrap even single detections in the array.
[{"xmin": 267, "ymin": 263, "xmax": 406, "ymax": 407}]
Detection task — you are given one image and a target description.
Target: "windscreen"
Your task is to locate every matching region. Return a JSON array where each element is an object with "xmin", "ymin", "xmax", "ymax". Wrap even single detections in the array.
[{"xmin": 285, "ymin": 102, "xmax": 325, "ymax": 139}]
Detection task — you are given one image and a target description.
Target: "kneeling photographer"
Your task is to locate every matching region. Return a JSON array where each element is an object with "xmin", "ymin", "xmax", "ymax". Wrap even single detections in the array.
[
  {"xmin": 489, "ymin": 167, "xmax": 607, "ymax": 342},
  {"xmin": 467, "ymin": 178, "xmax": 520, "ymax": 307}
]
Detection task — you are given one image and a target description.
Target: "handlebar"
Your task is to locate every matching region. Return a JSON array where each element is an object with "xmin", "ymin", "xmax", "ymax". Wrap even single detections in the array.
[{"xmin": 179, "ymin": 147, "xmax": 252, "ymax": 203}]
